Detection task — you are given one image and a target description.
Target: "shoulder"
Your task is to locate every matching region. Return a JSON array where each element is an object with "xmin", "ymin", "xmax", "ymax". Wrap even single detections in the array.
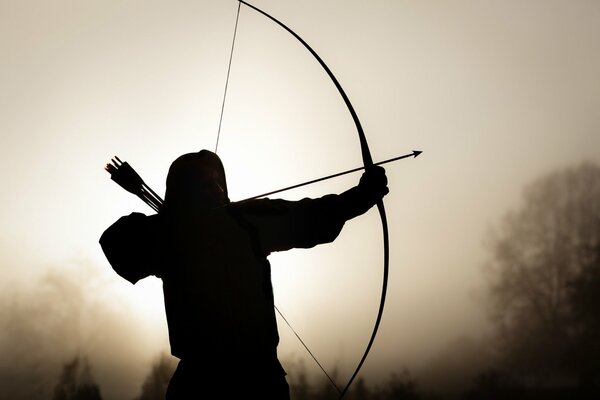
[
  {"xmin": 100, "ymin": 212, "xmax": 165, "ymax": 284},
  {"xmin": 100, "ymin": 212, "xmax": 163, "ymax": 245}
]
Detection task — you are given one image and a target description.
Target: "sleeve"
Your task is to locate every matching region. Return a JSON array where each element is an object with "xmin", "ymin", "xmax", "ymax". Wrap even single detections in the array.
[
  {"xmin": 99, "ymin": 212, "xmax": 164, "ymax": 284},
  {"xmin": 232, "ymin": 194, "xmax": 353, "ymax": 254}
]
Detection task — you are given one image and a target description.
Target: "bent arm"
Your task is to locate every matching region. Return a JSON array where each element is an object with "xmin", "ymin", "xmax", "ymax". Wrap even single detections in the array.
[{"xmin": 100, "ymin": 213, "xmax": 164, "ymax": 284}]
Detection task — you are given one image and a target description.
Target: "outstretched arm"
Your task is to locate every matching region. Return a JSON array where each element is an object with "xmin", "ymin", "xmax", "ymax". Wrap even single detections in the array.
[{"xmin": 233, "ymin": 166, "xmax": 389, "ymax": 254}]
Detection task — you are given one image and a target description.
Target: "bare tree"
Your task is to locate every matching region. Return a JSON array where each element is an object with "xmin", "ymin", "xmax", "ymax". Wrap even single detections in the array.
[
  {"xmin": 134, "ymin": 353, "xmax": 177, "ymax": 400},
  {"xmin": 53, "ymin": 356, "xmax": 102, "ymax": 400},
  {"xmin": 485, "ymin": 162, "xmax": 600, "ymax": 387}
]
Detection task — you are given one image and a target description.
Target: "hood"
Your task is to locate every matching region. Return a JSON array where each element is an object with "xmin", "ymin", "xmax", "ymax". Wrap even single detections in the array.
[{"xmin": 164, "ymin": 150, "xmax": 230, "ymax": 210}]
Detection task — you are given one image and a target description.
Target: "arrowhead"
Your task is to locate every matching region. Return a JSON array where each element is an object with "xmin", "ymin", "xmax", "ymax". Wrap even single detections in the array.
[{"xmin": 412, "ymin": 150, "xmax": 423, "ymax": 158}]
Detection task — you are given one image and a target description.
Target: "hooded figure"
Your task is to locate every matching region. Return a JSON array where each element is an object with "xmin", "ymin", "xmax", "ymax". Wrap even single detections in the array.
[{"xmin": 100, "ymin": 150, "xmax": 388, "ymax": 399}]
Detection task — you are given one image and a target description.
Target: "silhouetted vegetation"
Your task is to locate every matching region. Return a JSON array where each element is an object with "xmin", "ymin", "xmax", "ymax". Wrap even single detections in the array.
[
  {"xmin": 132, "ymin": 354, "xmax": 426, "ymax": 400},
  {"xmin": 483, "ymin": 162, "xmax": 600, "ymax": 398},
  {"xmin": 134, "ymin": 353, "xmax": 177, "ymax": 400},
  {"xmin": 48, "ymin": 347, "xmax": 595, "ymax": 400},
  {"xmin": 53, "ymin": 356, "xmax": 102, "ymax": 400}
]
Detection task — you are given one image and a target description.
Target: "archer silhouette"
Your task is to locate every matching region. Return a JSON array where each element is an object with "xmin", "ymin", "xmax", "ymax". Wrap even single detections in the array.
[{"xmin": 100, "ymin": 150, "xmax": 388, "ymax": 399}]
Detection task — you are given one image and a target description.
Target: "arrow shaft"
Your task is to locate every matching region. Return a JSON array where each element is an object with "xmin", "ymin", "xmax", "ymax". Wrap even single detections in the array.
[
  {"xmin": 109, "ymin": 151, "xmax": 420, "ymax": 211},
  {"xmin": 240, "ymin": 152, "xmax": 415, "ymax": 202}
]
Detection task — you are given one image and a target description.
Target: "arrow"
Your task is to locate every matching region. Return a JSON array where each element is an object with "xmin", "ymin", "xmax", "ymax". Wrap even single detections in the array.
[
  {"xmin": 105, "ymin": 151, "xmax": 422, "ymax": 212},
  {"xmin": 240, "ymin": 150, "xmax": 422, "ymax": 202}
]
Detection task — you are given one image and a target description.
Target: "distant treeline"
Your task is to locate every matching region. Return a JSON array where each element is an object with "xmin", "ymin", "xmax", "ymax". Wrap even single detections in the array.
[{"xmin": 50, "ymin": 353, "xmax": 597, "ymax": 400}]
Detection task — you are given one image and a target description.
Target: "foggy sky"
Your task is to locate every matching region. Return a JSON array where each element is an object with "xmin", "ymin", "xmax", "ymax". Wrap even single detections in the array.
[{"xmin": 1, "ymin": 0, "xmax": 599, "ymax": 398}]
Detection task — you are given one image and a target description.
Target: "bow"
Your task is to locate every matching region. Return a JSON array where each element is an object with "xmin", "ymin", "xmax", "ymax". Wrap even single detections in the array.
[{"xmin": 235, "ymin": 1, "xmax": 390, "ymax": 397}]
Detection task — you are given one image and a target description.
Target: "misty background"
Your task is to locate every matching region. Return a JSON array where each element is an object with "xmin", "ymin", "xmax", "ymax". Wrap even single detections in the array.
[{"xmin": 1, "ymin": 0, "xmax": 599, "ymax": 399}]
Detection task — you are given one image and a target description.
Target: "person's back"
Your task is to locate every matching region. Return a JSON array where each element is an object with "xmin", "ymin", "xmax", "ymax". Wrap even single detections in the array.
[{"xmin": 161, "ymin": 204, "xmax": 279, "ymax": 361}]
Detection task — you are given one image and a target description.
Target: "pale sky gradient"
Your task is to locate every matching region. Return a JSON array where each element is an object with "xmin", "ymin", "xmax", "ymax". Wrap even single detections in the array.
[{"xmin": 1, "ymin": 0, "xmax": 599, "ymax": 398}]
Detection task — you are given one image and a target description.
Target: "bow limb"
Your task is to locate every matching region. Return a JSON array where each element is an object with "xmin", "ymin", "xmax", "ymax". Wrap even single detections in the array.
[{"xmin": 238, "ymin": 1, "xmax": 390, "ymax": 397}]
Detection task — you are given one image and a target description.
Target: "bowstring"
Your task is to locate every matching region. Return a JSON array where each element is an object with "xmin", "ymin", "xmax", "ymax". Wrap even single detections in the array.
[
  {"xmin": 215, "ymin": 2, "xmax": 241, "ymax": 154},
  {"xmin": 216, "ymin": 2, "xmax": 338, "ymax": 393},
  {"xmin": 275, "ymin": 306, "xmax": 341, "ymax": 394}
]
